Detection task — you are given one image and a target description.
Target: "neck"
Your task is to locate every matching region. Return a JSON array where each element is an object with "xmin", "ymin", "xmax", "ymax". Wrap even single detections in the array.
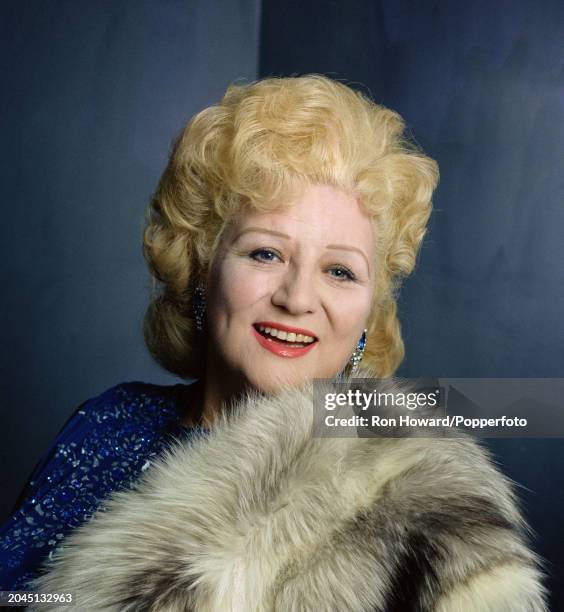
[
  {"xmin": 199, "ymin": 378, "xmax": 225, "ymax": 428},
  {"xmin": 195, "ymin": 350, "xmax": 251, "ymax": 429}
]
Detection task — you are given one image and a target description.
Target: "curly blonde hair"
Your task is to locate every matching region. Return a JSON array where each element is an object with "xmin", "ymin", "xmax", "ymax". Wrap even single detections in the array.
[{"xmin": 143, "ymin": 75, "xmax": 439, "ymax": 379}]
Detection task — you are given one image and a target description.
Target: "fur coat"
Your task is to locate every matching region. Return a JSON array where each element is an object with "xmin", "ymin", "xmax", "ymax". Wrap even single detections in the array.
[{"xmin": 29, "ymin": 373, "xmax": 546, "ymax": 611}]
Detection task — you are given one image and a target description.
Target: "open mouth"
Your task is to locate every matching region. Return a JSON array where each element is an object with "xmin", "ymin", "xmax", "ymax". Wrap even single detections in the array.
[{"xmin": 253, "ymin": 324, "xmax": 318, "ymax": 347}]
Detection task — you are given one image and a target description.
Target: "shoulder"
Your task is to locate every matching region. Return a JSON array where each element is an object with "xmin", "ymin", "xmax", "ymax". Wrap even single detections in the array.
[
  {"xmin": 24, "ymin": 381, "xmax": 193, "ymax": 490},
  {"xmin": 40, "ymin": 380, "xmax": 198, "ymax": 491},
  {"xmin": 231, "ymin": 380, "xmax": 549, "ymax": 609},
  {"xmin": 354, "ymin": 435, "xmax": 547, "ymax": 610},
  {"xmin": 73, "ymin": 381, "xmax": 194, "ymax": 434},
  {"xmin": 0, "ymin": 380, "xmax": 196, "ymax": 591}
]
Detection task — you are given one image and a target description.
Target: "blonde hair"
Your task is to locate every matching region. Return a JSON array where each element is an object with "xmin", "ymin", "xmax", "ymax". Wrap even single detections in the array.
[{"xmin": 143, "ymin": 75, "xmax": 439, "ymax": 379}]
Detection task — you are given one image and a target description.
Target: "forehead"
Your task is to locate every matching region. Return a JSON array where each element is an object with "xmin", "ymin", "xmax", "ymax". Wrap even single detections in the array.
[{"xmin": 228, "ymin": 184, "xmax": 375, "ymax": 250}]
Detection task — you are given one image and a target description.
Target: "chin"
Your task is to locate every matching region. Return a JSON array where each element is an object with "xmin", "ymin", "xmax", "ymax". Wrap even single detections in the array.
[{"xmin": 245, "ymin": 366, "xmax": 312, "ymax": 395}]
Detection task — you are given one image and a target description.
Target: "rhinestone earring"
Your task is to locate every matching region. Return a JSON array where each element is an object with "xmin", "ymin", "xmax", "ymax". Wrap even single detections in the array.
[
  {"xmin": 192, "ymin": 282, "xmax": 206, "ymax": 332},
  {"xmin": 349, "ymin": 329, "xmax": 367, "ymax": 376}
]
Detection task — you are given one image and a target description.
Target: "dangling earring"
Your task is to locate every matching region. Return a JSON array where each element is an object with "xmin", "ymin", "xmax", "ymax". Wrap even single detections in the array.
[
  {"xmin": 349, "ymin": 329, "xmax": 367, "ymax": 376},
  {"xmin": 192, "ymin": 282, "xmax": 206, "ymax": 332}
]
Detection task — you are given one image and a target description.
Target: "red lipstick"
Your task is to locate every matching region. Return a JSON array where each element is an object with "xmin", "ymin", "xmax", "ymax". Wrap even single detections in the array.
[
  {"xmin": 254, "ymin": 321, "xmax": 318, "ymax": 339},
  {"xmin": 251, "ymin": 324, "xmax": 318, "ymax": 359}
]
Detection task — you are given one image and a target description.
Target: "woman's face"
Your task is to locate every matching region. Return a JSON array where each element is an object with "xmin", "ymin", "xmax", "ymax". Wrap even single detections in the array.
[{"xmin": 204, "ymin": 183, "xmax": 376, "ymax": 394}]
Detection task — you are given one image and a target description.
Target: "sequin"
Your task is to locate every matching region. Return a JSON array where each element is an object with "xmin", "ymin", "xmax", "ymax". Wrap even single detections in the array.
[{"xmin": 0, "ymin": 381, "xmax": 202, "ymax": 591}]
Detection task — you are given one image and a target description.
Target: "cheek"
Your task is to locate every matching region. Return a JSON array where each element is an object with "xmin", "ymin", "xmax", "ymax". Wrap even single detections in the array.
[
  {"xmin": 211, "ymin": 260, "xmax": 265, "ymax": 319},
  {"xmin": 331, "ymin": 292, "xmax": 373, "ymax": 337}
]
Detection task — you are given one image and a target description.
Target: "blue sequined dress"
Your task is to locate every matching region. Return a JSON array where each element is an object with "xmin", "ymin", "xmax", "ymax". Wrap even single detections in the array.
[{"xmin": 0, "ymin": 381, "xmax": 203, "ymax": 591}]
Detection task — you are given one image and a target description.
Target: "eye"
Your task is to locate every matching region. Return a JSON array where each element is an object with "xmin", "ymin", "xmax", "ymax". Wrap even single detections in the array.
[
  {"xmin": 249, "ymin": 248, "xmax": 282, "ymax": 263},
  {"xmin": 328, "ymin": 265, "xmax": 356, "ymax": 282}
]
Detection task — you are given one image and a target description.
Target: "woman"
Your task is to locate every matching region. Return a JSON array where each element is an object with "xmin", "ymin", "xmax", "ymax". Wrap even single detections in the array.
[{"xmin": 3, "ymin": 76, "xmax": 545, "ymax": 610}]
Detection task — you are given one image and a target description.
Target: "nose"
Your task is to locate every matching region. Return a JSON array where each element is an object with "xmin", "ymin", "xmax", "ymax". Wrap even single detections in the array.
[{"xmin": 271, "ymin": 265, "xmax": 318, "ymax": 315}]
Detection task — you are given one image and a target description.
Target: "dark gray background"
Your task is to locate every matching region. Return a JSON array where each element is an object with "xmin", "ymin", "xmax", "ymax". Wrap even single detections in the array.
[
  {"xmin": 260, "ymin": 0, "xmax": 564, "ymax": 604},
  {"xmin": 2, "ymin": 0, "xmax": 563, "ymax": 606},
  {"xmin": 1, "ymin": 0, "xmax": 260, "ymax": 514}
]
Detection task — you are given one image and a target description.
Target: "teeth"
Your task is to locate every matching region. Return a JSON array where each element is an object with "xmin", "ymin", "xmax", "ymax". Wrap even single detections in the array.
[{"xmin": 257, "ymin": 325, "xmax": 315, "ymax": 343}]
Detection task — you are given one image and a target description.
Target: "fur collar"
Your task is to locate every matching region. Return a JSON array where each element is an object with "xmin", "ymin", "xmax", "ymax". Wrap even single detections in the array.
[{"xmin": 30, "ymin": 372, "xmax": 546, "ymax": 611}]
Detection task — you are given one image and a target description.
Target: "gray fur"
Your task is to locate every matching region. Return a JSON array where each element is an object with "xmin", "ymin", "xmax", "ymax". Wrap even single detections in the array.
[{"xmin": 29, "ymin": 373, "xmax": 546, "ymax": 611}]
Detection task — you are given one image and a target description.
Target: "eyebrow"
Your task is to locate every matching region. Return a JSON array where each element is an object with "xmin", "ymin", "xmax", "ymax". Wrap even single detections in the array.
[
  {"xmin": 235, "ymin": 227, "xmax": 290, "ymax": 241},
  {"xmin": 234, "ymin": 227, "xmax": 371, "ymax": 273}
]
